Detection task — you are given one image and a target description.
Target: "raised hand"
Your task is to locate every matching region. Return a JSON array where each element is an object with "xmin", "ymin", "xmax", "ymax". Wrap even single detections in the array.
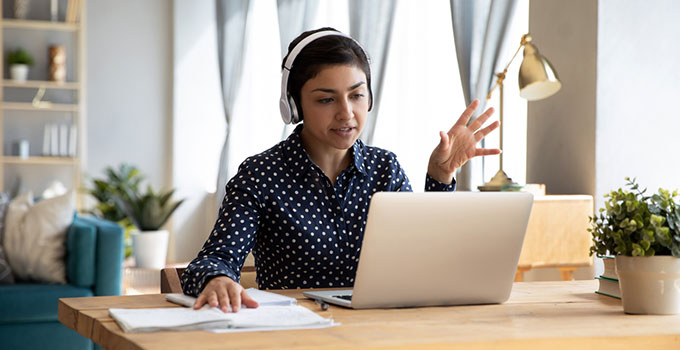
[{"xmin": 427, "ymin": 99, "xmax": 501, "ymax": 184}]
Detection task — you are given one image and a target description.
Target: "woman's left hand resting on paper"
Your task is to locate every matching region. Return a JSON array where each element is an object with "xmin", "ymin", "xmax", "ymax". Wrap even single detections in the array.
[
  {"xmin": 427, "ymin": 99, "xmax": 501, "ymax": 184},
  {"xmin": 193, "ymin": 276, "xmax": 259, "ymax": 312}
]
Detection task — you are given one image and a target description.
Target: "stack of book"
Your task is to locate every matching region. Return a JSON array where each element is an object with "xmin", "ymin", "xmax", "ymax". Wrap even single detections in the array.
[{"xmin": 595, "ymin": 256, "xmax": 620, "ymax": 299}]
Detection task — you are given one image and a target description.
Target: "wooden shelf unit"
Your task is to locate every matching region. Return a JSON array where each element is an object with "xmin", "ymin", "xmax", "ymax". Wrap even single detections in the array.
[
  {"xmin": 3, "ymin": 156, "xmax": 76, "ymax": 165},
  {"xmin": 3, "ymin": 79, "xmax": 80, "ymax": 90},
  {"xmin": 2, "ymin": 19, "xmax": 79, "ymax": 32},
  {"xmin": 2, "ymin": 102, "xmax": 79, "ymax": 112},
  {"xmin": 0, "ymin": 0, "xmax": 86, "ymax": 205}
]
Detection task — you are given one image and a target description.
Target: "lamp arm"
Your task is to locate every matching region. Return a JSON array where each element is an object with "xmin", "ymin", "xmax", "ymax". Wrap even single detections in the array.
[{"xmin": 486, "ymin": 34, "xmax": 532, "ymax": 101}]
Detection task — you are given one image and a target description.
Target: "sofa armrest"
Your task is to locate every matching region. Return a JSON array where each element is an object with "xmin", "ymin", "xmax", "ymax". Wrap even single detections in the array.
[
  {"xmin": 76, "ymin": 216, "xmax": 124, "ymax": 296},
  {"xmin": 66, "ymin": 217, "xmax": 97, "ymax": 288}
]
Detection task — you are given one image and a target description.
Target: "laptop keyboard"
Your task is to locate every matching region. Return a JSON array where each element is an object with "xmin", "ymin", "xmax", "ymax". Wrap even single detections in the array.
[{"xmin": 333, "ymin": 295, "xmax": 352, "ymax": 301}]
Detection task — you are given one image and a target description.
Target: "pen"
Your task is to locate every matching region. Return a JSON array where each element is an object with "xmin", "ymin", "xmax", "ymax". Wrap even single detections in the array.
[{"xmin": 314, "ymin": 299, "xmax": 329, "ymax": 311}]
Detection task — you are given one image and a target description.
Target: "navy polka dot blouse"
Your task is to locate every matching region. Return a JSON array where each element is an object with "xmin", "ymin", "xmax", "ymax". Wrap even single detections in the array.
[{"xmin": 181, "ymin": 124, "xmax": 455, "ymax": 294}]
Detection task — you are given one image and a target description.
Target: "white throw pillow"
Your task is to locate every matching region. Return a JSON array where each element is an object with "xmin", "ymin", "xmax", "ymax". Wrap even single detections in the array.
[{"xmin": 3, "ymin": 191, "xmax": 74, "ymax": 283}]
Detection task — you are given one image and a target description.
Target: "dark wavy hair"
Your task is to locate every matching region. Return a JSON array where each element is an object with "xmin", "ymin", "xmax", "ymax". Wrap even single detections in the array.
[{"xmin": 281, "ymin": 27, "xmax": 373, "ymax": 121}]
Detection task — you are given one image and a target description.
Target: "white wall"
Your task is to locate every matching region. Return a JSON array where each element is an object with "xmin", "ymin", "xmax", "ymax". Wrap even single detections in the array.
[
  {"xmin": 86, "ymin": 0, "xmax": 172, "ymax": 190},
  {"xmin": 595, "ymin": 0, "xmax": 680, "ymax": 208},
  {"xmin": 526, "ymin": 0, "xmax": 597, "ymax": 196}
]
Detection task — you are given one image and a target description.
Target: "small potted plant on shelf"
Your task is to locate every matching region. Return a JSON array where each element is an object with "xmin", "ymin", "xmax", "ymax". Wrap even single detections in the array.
[
  {"xmin": 589, "ymin": 177, "xmax": 680, "ymax": 314},
  {"xmin": 6, "ymin": 48, "xmax": 34, "ymax": 82},
  {"xmin": 114, "ymin": 183, "xmax": 184, "ymax": 269}
]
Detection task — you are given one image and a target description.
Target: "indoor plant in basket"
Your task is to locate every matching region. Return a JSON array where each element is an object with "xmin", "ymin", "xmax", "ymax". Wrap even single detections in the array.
[
  {"xmin": 114, "ymin": 185, "xmax": 184, "ymax": 269},
  {"xmin": 589, "ymin": 177, "xmax": 680, "ymax": 314}
]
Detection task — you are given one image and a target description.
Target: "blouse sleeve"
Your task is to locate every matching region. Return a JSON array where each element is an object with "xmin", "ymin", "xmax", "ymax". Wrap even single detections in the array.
[
  {"xmin": 180, "ymin": 162, "xmax": 262, "ymax": 296},
  {"xmin": 424, "ymin": 173, "xmax": 456, "ymax": 192}
]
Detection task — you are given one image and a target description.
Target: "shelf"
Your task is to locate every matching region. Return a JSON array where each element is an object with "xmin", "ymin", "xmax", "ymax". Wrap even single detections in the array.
[
  {"xmin": 3, "ymin": 156, "xmax": 76, "ymax": 165},
  {"xmin": 2, "ymin": 102, "xmax": 79, "ymax": 112},
  {"xmin": 1, "ymin": 19, "xmax": 78, "ymax": 32},
  {"xmin": 2, "ymin": 80, "xmax": 80, "ymax": 90}
]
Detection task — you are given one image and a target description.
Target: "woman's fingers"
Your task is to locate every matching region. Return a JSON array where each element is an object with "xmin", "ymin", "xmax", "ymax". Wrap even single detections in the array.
[
  {"xmin": 218, "ymin": 287, "xmax": 231, "ymax": 313},
  {"xmin": 207, "ymin": 291, "xmax": 219, "ymax": 308},
  {"xmin": 474, "ymin": 121, "xmax": 500, "ymax": 142},
  {"xmin": 193, "ymin": 294, "xmax": 207, "ymax": 310},
  {"xmin": 449, "ymin": 99, "xmax": 480, "ymax": 135},
  {"xmin": 468, "ymin": 107, "xmax": 495, "ymax": 133},
  {"xmin": 227, "ymin": 285, "xmax": 242, "ymax": 312},
  {"xmin": 241, "ymin": 290, "xmax": 259, "ymax": 309},
  {"xmin": 475, "ymin": 148, "xmax": 502, "ymax": 156}
]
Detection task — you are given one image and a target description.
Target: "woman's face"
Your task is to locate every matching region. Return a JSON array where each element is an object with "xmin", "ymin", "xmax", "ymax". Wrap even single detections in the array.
[{"xmin": 299, "ymin": 64, "xmax": 369, "ymax": 154}]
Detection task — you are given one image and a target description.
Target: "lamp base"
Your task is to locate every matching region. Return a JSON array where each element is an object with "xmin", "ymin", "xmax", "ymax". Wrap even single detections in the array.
[{"xmin": 478, "ymin": 169, "xmax": 518, "ymax": 191}]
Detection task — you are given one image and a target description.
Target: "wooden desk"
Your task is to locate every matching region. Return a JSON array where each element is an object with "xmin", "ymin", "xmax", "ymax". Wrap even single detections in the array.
[
  {"xmin": 517, "ymin": 195, "xmax": 594, "ymax": 281},
  {"xmin": 58, "ymin": 281, "xmax": 680, "ymax": 349}
]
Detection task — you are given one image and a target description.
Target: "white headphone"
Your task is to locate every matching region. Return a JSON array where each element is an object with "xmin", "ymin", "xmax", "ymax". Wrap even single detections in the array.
[{"xmin": 279, "ymin": 30, "xmax": 372, "ymax": 124}]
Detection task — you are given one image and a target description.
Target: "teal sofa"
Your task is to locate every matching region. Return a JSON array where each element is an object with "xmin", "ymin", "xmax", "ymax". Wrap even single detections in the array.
[{"xmin": 0, "ymin": 216, "xmax": 124, "ymax": 350}]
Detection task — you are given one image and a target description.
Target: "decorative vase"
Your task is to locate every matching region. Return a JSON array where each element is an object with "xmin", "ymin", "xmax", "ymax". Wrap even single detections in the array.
[
  {"xmin": 13, "ymin": 0, "xmax": 30, "ymax": 19},
  {"xmin": 49, "ymin": 45, "xmax": 66, "ymax": 82},
  {"xmin": 615, "ymin": 255, "xmax": 680, "ymax": 314},
  {"xmin": 131, "ymin": 229, "xmax": 169, "ymax": 269},
  {"xmin": 10, "ymin": 64, "xmax": 29, "ymax": 82}
]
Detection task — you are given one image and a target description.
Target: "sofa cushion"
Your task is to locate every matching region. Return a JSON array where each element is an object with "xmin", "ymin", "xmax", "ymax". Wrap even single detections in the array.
[
  {"xmin": 0, "ymin": 192, "xmax": 14, "ymax": 284},
  {"xmin": 78, "ymin": 216, "xmax": 124, "ymax": 296},
  {"xmin": 4, "ymin": 191, "xmax": 74, "ymax": 283},
  {"xmin": 0, "ymin": 283, "xmax": 92, "ymax": 324},
  {"xmin": 66, "ymin": 218, "xmax": 97, "ymax": 288}
]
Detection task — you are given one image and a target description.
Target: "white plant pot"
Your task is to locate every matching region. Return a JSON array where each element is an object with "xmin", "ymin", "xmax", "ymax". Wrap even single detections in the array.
[
  {"xmin": 615, "ymin": 255, "xmax": 680, "ymax": 315},
  {"xmin": 131, "ymin": 229, "xmax": 169, "ymax": 269},
  {"xmin": 10, "ymin": 64, "xmax": 29, "ymax": 82}
]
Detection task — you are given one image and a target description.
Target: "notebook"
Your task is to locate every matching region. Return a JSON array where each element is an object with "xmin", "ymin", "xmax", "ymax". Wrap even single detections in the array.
[
  {"xmin": 110, "ymin": 289, "xmax": 334, "ymax": 333},
  {"xmin": 303, "ymin": 192, "xmax": 534, "ymax": 309}
]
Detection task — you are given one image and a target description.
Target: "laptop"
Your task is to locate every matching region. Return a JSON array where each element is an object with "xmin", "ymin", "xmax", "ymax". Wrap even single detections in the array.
[{"xmin": 303, "ymin": 191, "xmax": 533, "ymax": 309}]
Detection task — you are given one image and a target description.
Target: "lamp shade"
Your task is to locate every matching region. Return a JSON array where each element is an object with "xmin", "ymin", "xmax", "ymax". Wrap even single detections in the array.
[{"xmin": 518, "ymin": 42, "xmax": 561, "ymax": 101}]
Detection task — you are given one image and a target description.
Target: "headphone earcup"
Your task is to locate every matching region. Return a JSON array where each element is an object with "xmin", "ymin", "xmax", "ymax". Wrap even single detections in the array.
[
  {"xmin": 280, "ymin": 95, "xmax": 292, "ymax": 124},
  {"xmin": 288, "ymin": 95, "xmax": 300, "ymax": 124}
]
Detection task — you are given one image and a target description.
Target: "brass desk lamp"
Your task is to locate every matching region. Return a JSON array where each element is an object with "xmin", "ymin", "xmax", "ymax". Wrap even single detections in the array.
[{"xmin": 478, "ymin": 33, "xmax": 561, "ymax": 191}]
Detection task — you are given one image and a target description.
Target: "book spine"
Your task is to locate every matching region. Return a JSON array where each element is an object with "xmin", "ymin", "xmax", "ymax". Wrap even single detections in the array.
[
  {"xmin": 43, "ymin": 124, "xmax": 51, "ymax": 156},
  {"xmin": 50, "ymin": 124, "xmax": 59, "ymax": 156},
  {"xmin": 59, "ymin": 124, "xmax": 68, "ymax": 156},
  {"xmin": 68, "ymin": 124, "xmax": 77, "ymax": 157}
]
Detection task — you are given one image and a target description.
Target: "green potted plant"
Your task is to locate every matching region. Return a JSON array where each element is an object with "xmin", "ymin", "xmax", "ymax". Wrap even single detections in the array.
[
  {"xmin": 85, "ymin": 163, "xmax": 144, "ymax": 258},
  {"xmin": 6, "ymin": 48, "xmax": 34, "ymax": 82},
  {"xmin": 589, "ymin": 177, "xmax": 680, "ymax": 314},
  {"xmin": 114, "ymin": 185, "xmax": 184, "ymax": 269}
]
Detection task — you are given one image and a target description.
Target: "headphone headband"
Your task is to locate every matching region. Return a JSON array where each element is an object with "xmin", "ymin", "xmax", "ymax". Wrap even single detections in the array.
[{"xmin": 279, "ymin": 30, "xmax": 372, "ymax": 125}]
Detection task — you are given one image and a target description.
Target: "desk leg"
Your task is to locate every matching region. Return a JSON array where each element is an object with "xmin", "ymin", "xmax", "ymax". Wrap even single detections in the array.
[
  {"xmin": 515, "ymin": 266, "xmax": 531, "ymax": 282},
  {"xmin": 558, "ymin": 267, "xmax": 577, "ymax": 281}
]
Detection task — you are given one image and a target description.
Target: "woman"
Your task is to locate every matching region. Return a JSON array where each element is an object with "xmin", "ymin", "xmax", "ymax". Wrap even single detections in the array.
[{"xmin": 181, "ymin": 27, "xmax": 500, "ymax": 312}]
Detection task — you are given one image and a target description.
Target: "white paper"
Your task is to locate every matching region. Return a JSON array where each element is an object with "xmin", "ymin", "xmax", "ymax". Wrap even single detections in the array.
[
  {"xmin": 109, "ymin": 305, "xmax": 333, "ymax": 333},
  {"xmin": 242, "ymin": 288, "xmax": 298, "ymax": 306},
  {"xmin": 211, "ymin": 321, "xmax": 339, "ymax": 333},
  {"xmin": 165, "ymin": 288, "xmax": 296, "ymax": 308},
  {"xmin": 59, "ymin": 124, "xmax": 68, "ymax": 156}
]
